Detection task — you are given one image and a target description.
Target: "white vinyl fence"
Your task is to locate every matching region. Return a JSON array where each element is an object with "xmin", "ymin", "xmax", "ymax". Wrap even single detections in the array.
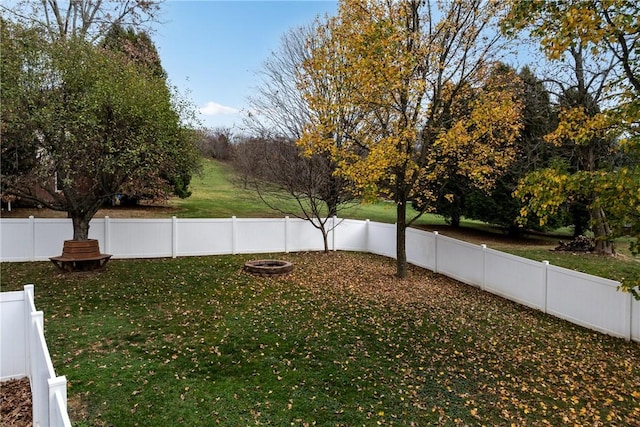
[
  {"xmin": 0, "ymin": 285, "xmax": 71, "ymax": 427},
  {"xmin": 1, "ymin": 216, "xmax": 638, "ymax": 342}
]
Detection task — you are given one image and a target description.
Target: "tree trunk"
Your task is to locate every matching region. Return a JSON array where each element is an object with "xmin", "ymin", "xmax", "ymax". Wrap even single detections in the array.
[
  {"xmin": 571, "ymin": 200, "xmax": 590, "ymax": 237},
  {"xmin": 321, "ymin": 224, "xmax": 330, "ymax": 253},
  {"xmin": 396, "ymin": 201, "xmax": 407, "ymax": 278},
  {"xmin": 71, "ymin": 214, "xmax": 92, "ymax": 241},
  {"xmin": 326, "ymin": 175, "xmax": 339, "ymax": 218},
  {"xmin": 507, "ymin": 223, "xmax": 523, "ymax": 238},
  {"xmin": 451, "ymin": 210, "xmax": 461, "ymax": 228},
  {"xmin": 590, "ymin": 206, "xmax": 615, "ymax": 255}
]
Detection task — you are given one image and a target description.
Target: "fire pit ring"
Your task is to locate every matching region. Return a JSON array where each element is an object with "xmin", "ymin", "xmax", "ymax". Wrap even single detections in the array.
[{"xmin": 244, "ymin": 259, "xmax": 294, "ymax": 276}]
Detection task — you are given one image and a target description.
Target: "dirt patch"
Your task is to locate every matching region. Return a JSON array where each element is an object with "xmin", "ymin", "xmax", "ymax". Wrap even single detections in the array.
[{"xmin": 0, "ymin": 378, "xmax": 32, "ymax": 427}]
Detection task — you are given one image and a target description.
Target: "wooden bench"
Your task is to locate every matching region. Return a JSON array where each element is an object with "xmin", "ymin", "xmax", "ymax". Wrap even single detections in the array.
[{"xmin": 50, "ymin": 240, "xmax": 112, "ymax": 272}]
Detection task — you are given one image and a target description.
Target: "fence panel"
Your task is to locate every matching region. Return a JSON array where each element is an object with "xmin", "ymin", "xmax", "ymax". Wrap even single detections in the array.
[
  {"xmin": 34, "ymin": 219, "xmax": 73, "ymax": 260},
  {"xmin": 484, "ymin": 248, "xmax": 546, "ymax": 310},
  {"xmin": 235, "ymin": 218, "xmax": 286, "ymax": 254},
  {"xmin": 333, "ymin": 219, "xmax": 368, "ymax": 252},
  {"xmin": 547, "ymin": 265, "xmax": 630, "ymax": 339},
  {"xmin": 406, "ymin": 228, "xmax": 436, "ymax": 271},
  {"xmin": 0, "ymin": 290, "xmax": 27, "ymax": 380},
  {"xmin": 367, "ymin": 222, "xmax": 395, "ymax": 258},
  {"xmin": 88, "ymin": 218, "xmax": 106, "ymax": 246},
  {"xmin": 286, "ymin": 218, "xmax": 327, "ymax": 252},
  {"xmin": 436, "ymin": 235, "xmax": 484, "ymax": 287},
  {"xmin": 176, "ymin": 219, "xmax": 233, "ymax": 256},
  {"xmin": 1, "ymin": 286, "xmax": 71, "ymax": 426},
  {"xmin": 109, "ymin": 219, "xmax": 173, "ymax": 258},
  {"xmin": 0, "ymin": 219, "xmax": 31, "ymax": 261}
]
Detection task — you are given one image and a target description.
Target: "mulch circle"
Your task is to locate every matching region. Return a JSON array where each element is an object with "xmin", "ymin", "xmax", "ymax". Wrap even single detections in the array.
[{"xmin": 0, "ymin": 378, "xmax": 32, "ymax": 427}]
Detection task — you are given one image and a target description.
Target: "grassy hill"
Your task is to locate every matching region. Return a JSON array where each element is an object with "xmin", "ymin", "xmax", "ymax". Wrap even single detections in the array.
[{"xmin": 171, "ymin": 158, "xmax": 485, "ymax": 226}]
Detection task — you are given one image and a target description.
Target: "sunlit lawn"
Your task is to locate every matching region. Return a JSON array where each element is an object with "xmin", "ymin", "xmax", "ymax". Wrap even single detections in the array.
[{"xmin": 2, "ymin": 253, "xmax": 639, "ymax": 426}]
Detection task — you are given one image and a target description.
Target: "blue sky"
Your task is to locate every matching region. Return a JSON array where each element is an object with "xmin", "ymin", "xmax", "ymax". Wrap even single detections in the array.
[{"xmin": 152, "ymin": 1, "xmax": 338, "ymax": 130}]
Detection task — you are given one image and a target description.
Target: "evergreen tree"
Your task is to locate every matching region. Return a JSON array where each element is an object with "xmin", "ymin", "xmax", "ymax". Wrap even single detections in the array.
[{"xmin": 463, "ymin": 66, "xmax": 558, "ymax": 235}]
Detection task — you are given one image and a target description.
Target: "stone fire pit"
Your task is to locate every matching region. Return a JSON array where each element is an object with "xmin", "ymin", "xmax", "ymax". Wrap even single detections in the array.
[{"xmin": 243, "ymin": 259, "xmax": 293, "ymax": 276}]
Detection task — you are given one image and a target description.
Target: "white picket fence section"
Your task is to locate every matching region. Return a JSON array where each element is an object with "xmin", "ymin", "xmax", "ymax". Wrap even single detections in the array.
[
  {"xmin": 1, "ymin": 215, "xmax": 638, "ymax": 340},
  {"xmin": 0, "ymin": 285, "xmax": 71, "ymax": 427}
]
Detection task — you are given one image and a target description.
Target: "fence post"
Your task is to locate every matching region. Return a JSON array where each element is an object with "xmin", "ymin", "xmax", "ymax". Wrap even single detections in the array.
[
  {"xmin": 24, "ymin": 285, "xmax": 34, "ymax": 378},
  {"xmin": 481, "ymin": 244, "xmax": 487, "ymax": 291},
  {"xmin": 172, "ymin": 216, "xmax": 178, "ymax": 258},
  {"xmin": 231, "ymin": 216, "xmax": 237, "ymax": 255},
  {"xmin": 332, "ymin": 216, "xmax": 337, "ymax": 252},
  {"xmin": 48, "ymin": 376, "xmax": 68, "ymax": 425},
  {"xmin": 365, "ymin": 219, "xmax": 370, "ymax": 253},
  {"xmin": 433, "ymin": 231, "xmax": 439, "ymax": 274},
  {"xmin": 542, "ymin": 261, "xmax": 549, "ymax": 313},
  {"xmin": 28, "ymin": 216, "xmax": 35, "ymax": 261},
  {"xmin": 104, "ymin": 216, "xmax": 111, "ymax": 255},
  {"xmin": 625, "ymin": 292, "xmax": 632, "ymax": 342},
  {"xmin": 31, "ymin": 310, "xmax": 45, "ymax": 427},
  {"xmin": 284, "ymin": 216, "xmax": 289, "ymax": 253},
  {"xmin": 631, "ymin": 295, "xmax": 635, "ymax": 343}
]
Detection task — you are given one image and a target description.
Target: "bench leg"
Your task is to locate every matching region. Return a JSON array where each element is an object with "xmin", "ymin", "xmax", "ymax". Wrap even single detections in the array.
[{"xmin": 50, "ymin": 258, "xmax": 111, "ymax": 273}]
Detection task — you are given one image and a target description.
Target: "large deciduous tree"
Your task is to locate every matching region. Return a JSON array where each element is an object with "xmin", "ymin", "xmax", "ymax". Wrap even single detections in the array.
[
  {"xmin": 0, "ymin": 21, "xmax": 197, "ymax": 241},
  {"xmin": 512, "ymin": 39, "xmax": 621, "ymax": 255},
  {"xmin": 503, "ymin": 0, "xmax": 640, "ymax": 258},
  {"xmin": 100, "ymin": 24, "xmax": 199, "ymax": 202},
  {"xmin": 299, "ymin": 0, "xmax": 522, "ymax": 277}
]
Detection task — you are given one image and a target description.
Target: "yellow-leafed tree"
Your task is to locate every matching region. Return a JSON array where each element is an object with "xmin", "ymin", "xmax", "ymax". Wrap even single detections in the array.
[
  {"xmin": 503, "ymin": 0, "xmax": 640, "ymax": 296},
  {"xmin": 503, "ymin": 0, "xmax": 640, "ymax": 253},
  {"xmin": 299, "ymin": 0, "xmax": 522, "ymax": 277}
]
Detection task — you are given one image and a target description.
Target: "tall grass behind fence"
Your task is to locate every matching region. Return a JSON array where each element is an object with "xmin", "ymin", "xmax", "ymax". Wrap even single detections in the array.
[{"xmin": 1, "ymin": 216, "xmax": 638, "ymax": 342}]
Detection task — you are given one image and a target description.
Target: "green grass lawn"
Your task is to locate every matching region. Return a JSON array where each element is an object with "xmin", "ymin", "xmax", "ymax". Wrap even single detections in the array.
[
  {"xmin": 169, "ymin": 160, "xmax": 295, "ymax": 218},
  {"xmin": 168, "ymin": 159, "xmax": 638, "ymax": 284},
  {"xmin": 2, "ymin": 253, "xmax": 639, "ymax": 426}
]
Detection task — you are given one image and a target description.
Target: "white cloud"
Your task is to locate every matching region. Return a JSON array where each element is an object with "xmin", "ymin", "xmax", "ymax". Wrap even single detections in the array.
[{"xmin": 199, "ymin": 101, "xmax": 239, "ymax": 116}]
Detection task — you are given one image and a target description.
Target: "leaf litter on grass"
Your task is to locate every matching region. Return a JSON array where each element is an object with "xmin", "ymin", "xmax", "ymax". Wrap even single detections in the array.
[
  {"xmin": 268, "ymin": 252, "xmax": 640, "ymax": 426},
  {"xmin": 1, "ymin": 253, "xmax": 639, "ymax": 426}
]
